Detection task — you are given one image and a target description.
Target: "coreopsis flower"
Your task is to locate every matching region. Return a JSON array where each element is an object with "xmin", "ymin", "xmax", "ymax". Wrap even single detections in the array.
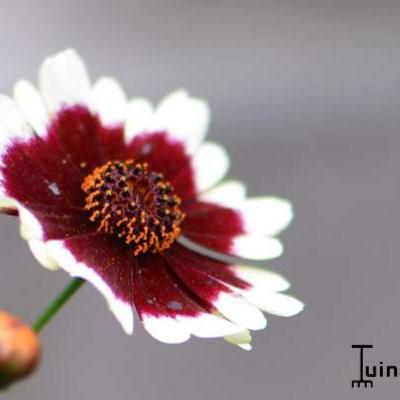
[
  {"xmin": 0, "ymin": 49, "xmax": 303, "ymax": 349},
  {"xmin": 0, "ymin": 311, "xmax": 40, "ymax": 389}
]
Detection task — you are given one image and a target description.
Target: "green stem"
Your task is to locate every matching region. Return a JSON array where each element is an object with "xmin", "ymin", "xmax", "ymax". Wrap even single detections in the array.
[{"xmin": 32, "ymin": 278, "xmax": 85, "ymax": 333}]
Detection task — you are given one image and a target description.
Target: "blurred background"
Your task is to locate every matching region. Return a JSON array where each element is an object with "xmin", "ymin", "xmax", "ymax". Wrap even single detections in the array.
[{"xmin": 1, "ymin": 0, "xmax": 400, "ymax": 398}]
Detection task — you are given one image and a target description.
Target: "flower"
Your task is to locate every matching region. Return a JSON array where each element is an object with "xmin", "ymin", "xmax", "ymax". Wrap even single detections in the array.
[
  {"xmin": 0, "ymin": 311, "xmax": 40, "ymax": 389},
  {"xmin": 0, "ymin": 49, "xmax": 303, "ymax": 349}
]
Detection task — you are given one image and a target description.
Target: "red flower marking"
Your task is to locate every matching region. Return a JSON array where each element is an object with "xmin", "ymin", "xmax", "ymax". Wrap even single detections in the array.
[{"xmin": 1, "ymin": 106, "xmax": 246, "ymax": 321}]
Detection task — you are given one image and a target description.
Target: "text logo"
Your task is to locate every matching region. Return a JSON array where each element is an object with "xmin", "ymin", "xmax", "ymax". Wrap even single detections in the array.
[{"xmin": 351, "ymin": 345, "xmax": 400, "ymax": 388}]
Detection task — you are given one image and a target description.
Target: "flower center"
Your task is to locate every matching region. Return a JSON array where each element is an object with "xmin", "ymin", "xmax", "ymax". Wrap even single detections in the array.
[{"xmin": 82, "ymin": 160, "xmax": 185, "ymax": 256}]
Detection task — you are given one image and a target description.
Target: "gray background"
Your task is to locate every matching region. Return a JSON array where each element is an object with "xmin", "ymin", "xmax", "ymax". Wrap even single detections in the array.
[{"xmin": 0, "ymin": 0, "xmax": 399, "ymax": 398}]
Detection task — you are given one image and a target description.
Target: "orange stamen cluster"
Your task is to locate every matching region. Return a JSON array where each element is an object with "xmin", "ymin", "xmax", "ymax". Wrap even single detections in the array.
[{"xmin": 82, "ymin": 160, "xmax": 185, "ymax": 256}]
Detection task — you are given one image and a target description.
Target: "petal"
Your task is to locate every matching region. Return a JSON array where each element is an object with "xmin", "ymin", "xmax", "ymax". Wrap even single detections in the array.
[
  {"xmin": 0, "ymin": 94, "xmax": 34, "ymax": 203},
  {"xmin": 0, "ymin": 106, "xmax": 23, "ymax": 212},
  {"xmin": 200, "ymin": 180, "xmax": 247, "ymax": 208},
  {"xmin": 18, "ymin": 204, "xmax": 44, "ymax": 241},
  {"xmin": 2, "ymin": 133, "xmax": 88, "ymax": 209},
  {"xmin": 0, "ymin": 95, "xmax": 34, "ymax": 209},
  {"xmin": 28, "ymin": 239, "xmax": 59, "ymax": 271},
  {"xmin": 183, "ymin": 201, "xmax": 284, "ymax": 260},
  {"xmin": 0, "ymin": 95, "xmax": 33, "ymax": 140},
  {"xmin": 90, "ymin": 77, "xmax": 127, "ymax": 127},
  {"xmin": 167, "ymin": 245, "xmax": 290, "ymax": 298},
  {"xmin": 184, "ymin": 195, "xmax": 292, "ymax": 260},
  {"xmin": 46, "ymin": 238, "xmax": 134, "ymax": 334},
  {"xmin": 241, "ymin": 291, "xmax": 304, "ymax": 317},
  {"xmin": 17, "ymin": 203, "xmax": 93, "ymax": 271},
  {"xmin": 224, "ymin": 330, "xmax": 252, "ymax": 351},
  {"xmin": 124, "ymin": 98, "xmax": 154, "ymax": 142},
  {"xmin": 232, "ymin": 265, "xmax": 290, "ymax": 292},
  {"xmin": 166, "ymin": 244, "xmax": 249, "ymax": 291},
  {"xmin": 149, "ymin": 89, "xmax": 210, "ymax": 154},
  {"xmin": 24, "ymin": 204, "xmax": 96, "ymax": 240},
  {"xmin": 176, "ymin": 313, "xmax": 243, "ymax": 339},
  {"xmin": 45, "ymin": 106, "xmax": 108, "ymax": 170},
  {"xmin": 165, "ymin": 244, "xmax": 302, "ymax": 333},
  {"xmin": 141, "ymin": 315, "xmax": 190, "ymax": 344},
  {"xmin": 165, "ymin": 247, "xmax": 266, "ymax": 331},
  {"xmin": 199, "ymin": 192, "xmax": 293, "ymax": 238},
  {"xmin": 39, "ymin": 49, "xmax": 91, "ymax": 114},
  {"xmin": 238, "ymin": 197, "xmax": 293, "ymax": 237},
  {"xmin": 232, "ymin": 235, "xmax": 283, "ymax": 260},
  {"xmin": 13, "ymin": 80, "xmax": 50, "ymax": 136},
  {"xmin": 213, "ymin": 292, "xmax": 267, "ymax": 330},
  {"xmin": 182, "ymin": 200, "xmax": 244, "ymax": 255},
  {"xmin": 127, "ymin": 253, "xmax": 243, "ymax": 342},
  {"xmin": 192, "ymin": 142, "xmax": 230, "ymax": 192},
  {"xmin": 0, "ymin": 196, "xmax": 16, "ymax": 212}
]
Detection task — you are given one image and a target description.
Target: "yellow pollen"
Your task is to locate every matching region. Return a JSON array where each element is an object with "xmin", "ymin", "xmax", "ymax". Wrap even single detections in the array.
[{"xmin": 82, "ymin": 160, "xmax": 185, "ymax": 256}]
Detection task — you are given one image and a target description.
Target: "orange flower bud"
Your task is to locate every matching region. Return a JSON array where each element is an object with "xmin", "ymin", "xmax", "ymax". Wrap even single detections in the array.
[{"xmin": 0, "ymin": 311, "xmax": 40, "ymax": 390}]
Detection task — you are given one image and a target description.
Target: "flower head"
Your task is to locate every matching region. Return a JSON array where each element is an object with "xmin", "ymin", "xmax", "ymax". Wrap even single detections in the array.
[
  {"xmin": 0, "ymin": 49, "xmax": 303, "ymax": 349},
  {"xmin": 0, "ymin": 311, "xmax": 40, "ymax": 389}
]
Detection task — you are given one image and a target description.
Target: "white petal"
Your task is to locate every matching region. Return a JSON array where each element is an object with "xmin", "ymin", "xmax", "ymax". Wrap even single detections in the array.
[
  {"xmin": 124, "ymin": 98, "xmax": 154, "ymax": 142},
  {"xmin": 46, "ymin": 240, "xmax": 134, "ymax": 334},
  {"xmin": 39, "ymin": 49, "xmax": 91, "ymax": 114},
  {"xmin": 0, "ymin": 95, "xmax": 33, "ymax": 141},
  {"xmin": 213, "ymin": 292, "xmax": 267, "ymax": 330},
  {"xmin": 200, "ymin": 180, "xmax": 247, "ymax": 208},
  {"xmin": 233, "ymin": 265, "xmax": 290, "ymax": 292},
  {"xmin": 141, "ymin": 315, "xmax": 190, "ymax": 344},
  {"xmin": 13, "ymin": 80, "xmax": 49, "ymax": 136},
  {"xmin": 177, "ymin": 313, "xmax": 244, "ymax": 338},
  {"xmin": 239, "ymin": 343, "xmax": 253, "ymax": 351},
  {"xmin": 239, "ymin": 197, "xmax": 293, "ymax": 236},
  {"xmin": 232, "ymin": 235, "xmax": 283, "ymax": 260},
  {"xmin": 0, "ymin": 96, "xmax": 34, "ymax": 199},
  {"xmin": 0, "ymin": 196, "xmax": 17, "ymax": 212},
  {"xmin": 224, "ymin": 330, "xmax": 252, "ymax": 351},
  {"xmin": 243, "ymin": 291, "xmax": 304, "ymax": 317},
  {"xmin": 18, "ymin": 205, "xmax": 43, "ymax": 240},
  {"xmin": 90, "ymin": 77, "xmax": 127, "ymax": 126},
  {"xmin": 28, "ymin": 240, "xmax": 59, "ymax": 271},
  {"xmin": 150, "ymin": 89, "xmax": 210, "ymax": 154},
  {"xmin": 192, "ymin": 142, "xmax": 230, "ymax": 192}
]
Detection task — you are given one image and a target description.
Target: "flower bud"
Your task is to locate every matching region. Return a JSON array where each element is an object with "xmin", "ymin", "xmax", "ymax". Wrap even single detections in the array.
[{"xmin": 0, "ymin": 311, "xmax": 40, "ymax": 389}]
